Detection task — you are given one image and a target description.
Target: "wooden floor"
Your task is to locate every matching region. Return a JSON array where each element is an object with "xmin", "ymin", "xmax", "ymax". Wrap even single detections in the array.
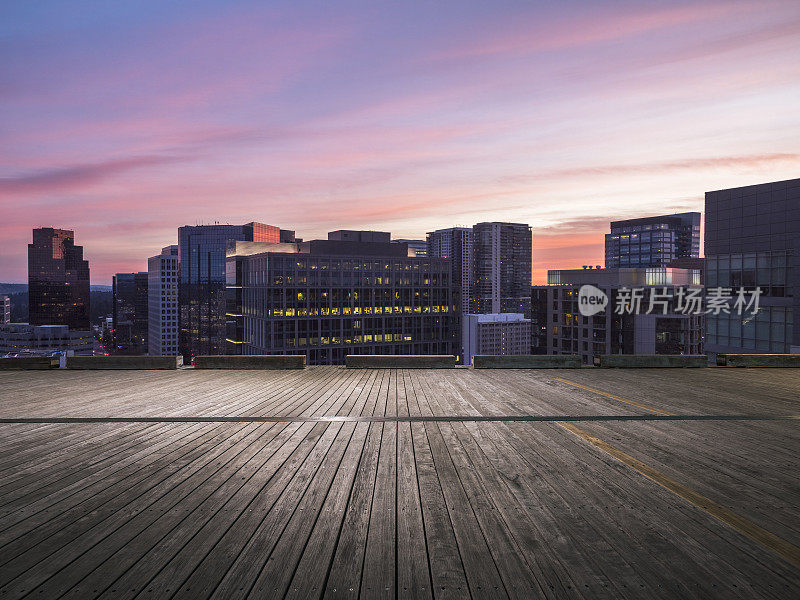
[{"xmin": 0, "ymin": 367, "xmax": 798, "ymax": 599}]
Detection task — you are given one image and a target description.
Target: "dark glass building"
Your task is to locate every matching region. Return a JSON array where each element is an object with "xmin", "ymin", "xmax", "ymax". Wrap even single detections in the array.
[
  {"xmin": 705, "ymin": 178, "xmax": 800, "ymax": 355},
  {"xmin": 112, "ymin": 272, "xmax": 148, "ymax": 354},
  {"xmin": 178, "ymin": 222, "xmax": 292, "ymax": 359},
  {"xmin": 227, "ymin": 235, "xmax": 456, "ymax": 365},
  {"xmin": 530, "ymin": 286, "xmax": 548, "ymax": 354},
  {"xmin": 605, "ymin": 212, "xmax": 700, "ymax": 268},
  {"xmin": 472, "ymin": 222, "xmax": 532, "ymax": 316},
  {"xmin": 28, "ymin": 228, "xmax": 90, "ymax": 330}
]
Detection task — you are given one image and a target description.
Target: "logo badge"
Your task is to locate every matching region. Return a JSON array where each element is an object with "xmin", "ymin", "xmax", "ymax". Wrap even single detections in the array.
[{"xmin": 578, "ymin": 284, "xmax": 608, "ymax": 316}]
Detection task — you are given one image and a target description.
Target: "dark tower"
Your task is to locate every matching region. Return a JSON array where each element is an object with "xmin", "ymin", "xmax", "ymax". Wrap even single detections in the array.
[{"xmin": 28, "ymin": 228, "xmax": 90, "ymax": 330}]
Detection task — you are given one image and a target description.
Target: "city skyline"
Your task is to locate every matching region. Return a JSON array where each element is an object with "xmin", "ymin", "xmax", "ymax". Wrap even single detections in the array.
[{"xmin": 3, "ymin": 0, "xmax": 800, "ymax": 284}]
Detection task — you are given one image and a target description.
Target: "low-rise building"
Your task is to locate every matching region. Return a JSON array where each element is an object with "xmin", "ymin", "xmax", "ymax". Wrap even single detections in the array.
[
  {"xmin": 0, "ymin": 323, "xmax": 93, "ymax": 357},
  {"xmin": 534, "ymin": 267, "xmax": 703, "ymax": 365},
  {"xmin": 463, "ymin": 313, "xmax": 531, "ymax": 366}
]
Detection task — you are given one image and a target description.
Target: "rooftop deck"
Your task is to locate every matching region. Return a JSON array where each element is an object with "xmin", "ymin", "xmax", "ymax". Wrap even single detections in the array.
[{"xmin": 0, "ymin": 367, "xmax": 798, "ymax": 599}]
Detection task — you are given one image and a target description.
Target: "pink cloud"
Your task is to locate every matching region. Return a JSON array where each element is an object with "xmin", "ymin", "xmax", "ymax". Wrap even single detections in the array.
[
  {"xmin": 429, "ymin": 1, "xmax": 762, "ymax": 61},
  {"xmin": 0, "ymin": 155, "xmax": 184, "ymax": 195}
]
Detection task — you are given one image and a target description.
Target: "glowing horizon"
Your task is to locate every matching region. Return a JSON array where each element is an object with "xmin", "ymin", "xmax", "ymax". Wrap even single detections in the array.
[{"xmin": 2, "ymin": 0, "xmax": 799, "ymax": 284}]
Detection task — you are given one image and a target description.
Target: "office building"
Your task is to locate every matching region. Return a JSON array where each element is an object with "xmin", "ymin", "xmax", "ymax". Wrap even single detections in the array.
[
  {"xmin": 427, "ymin": 227, "xmax": 472, "ymax": 316},
  {"xmin": 112, "ymin": 272, "xmax": 148, "ymax": 354},
  {"xmin": 537, "ymin": 267, "xmax": 703, "ymax": 364},
  {"xmin": 178, "ymin": 222, "xmax": 291, "ymax": 359},
  {"xmin": 1, "ymin": 296, "xmax": 9, "ymax": 324},
  {"xmin": 226, "ymin": 233, "xmax": 456, "ymax": 365},
  {"xmin": 472, "ymin": 222, "xmax": 532, "ymax": 316},
  {"xmin": 705, "ymin": 178, "xmax": 800, "ymax": 356},
  {"xmin": 28, "ymin": 228, "xmax": 90, "ymax": 330},
  {"xmin": 605, "ymin": 212, "xmax": 700, "ymax": 268},
  {"xmin": 462, "ymin": 313, "xmax": 531, "ymax": 366},
  {"xmin": 0, "ymin": 323, "xmax": 93, "ymax": 357},
  {"xmin": 148, "ymin": 246, "xmax": 180, "ymax": 356},
  {"xmin": 393, "ymin": 239, "xmax": 427, "ymax": 257}
]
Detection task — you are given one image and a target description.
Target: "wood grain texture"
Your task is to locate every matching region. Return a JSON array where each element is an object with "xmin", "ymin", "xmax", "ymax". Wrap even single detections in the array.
[{"xmin": 0, "ymin": 367, "xmax": 798, "ymax": 599}]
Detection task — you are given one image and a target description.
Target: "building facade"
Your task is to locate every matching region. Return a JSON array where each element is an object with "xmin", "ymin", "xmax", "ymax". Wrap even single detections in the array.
[
  {"xmin": 426, "ymin": 227, "xmax": 472, "ymax": 317},
  {"xmin": 28, "ymin": 228, "xmax": 90, "ymax": 330},
  {"xmin": 112, "ymin": 272, "xmax": 148, "ymax": 354},
  {"xmin": 531, "ymin": 287, "xmax": 548, "ymax": 354},
  {"xmin": 704, "ymin": 178, "xmax": 800, "ymax": 356},
  {"xmin": 0, "ymin": 323, "xmax": 93, "ymax": 357},
  {"xmin": 227, "ymin": 235, "xmax": 457, "ymax": 365},
  {"xmin": 148, "ymin": 246, "xmax": 180, "ymax": 356},
  {"xmin": 537, "ymin": 267, "xmax": 703, "ymax": 365},
  {"xmin": 605, "ymin": 212, "xmax": 700, "ymax": 268},
  {"xmin": 392, "ymin": 239, "xmax": 428, "ymax": 257},
  {"xmin": 1, "ymin": 296, "xmax": 9, "ymax": 324},
  {"xmin": 472, "ymin": 222, "xmax": 532, "ymax": 316},
  {"xmin": 178, "ymin": 223, "xmax": 290, "ymax": 359},
  {"xmin": 462, "ymin": 313, "xmax": 531, "ymax": 366}
]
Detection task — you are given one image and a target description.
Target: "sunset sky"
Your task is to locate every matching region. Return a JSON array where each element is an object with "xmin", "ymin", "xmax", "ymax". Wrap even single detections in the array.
[{"xmin": 2, "ymin": 0, "xmax": 799, "ymax": 284}]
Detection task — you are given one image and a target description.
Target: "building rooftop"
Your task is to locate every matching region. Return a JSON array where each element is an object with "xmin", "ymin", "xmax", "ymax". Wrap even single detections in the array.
[
  {"xmin": 465, "ymin": 312, "xmax": 529, "ymax": 323},
  {"xmin": 0, "ymin": 367, "xmax": 798, "ymax": 598},
  {"xmin": 546, "ymin": 266, "xmax": 702, "ymax": 287}
]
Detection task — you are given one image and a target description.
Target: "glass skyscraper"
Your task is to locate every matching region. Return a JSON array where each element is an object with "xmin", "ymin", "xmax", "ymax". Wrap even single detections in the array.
[
  {"xmin": 112, "ymin": 272, "xmax": 148, "ymax": 354},
  {"xmin": 605, "ymin": 212, "xmax": 701, "ymax": 268},
  {"xmin": 178, "ymin": 223, "xmax": 290, "ymax": 359},
  {"xmin": 27, "ymin": 228, "xmax": 90, "ymax": 330}
]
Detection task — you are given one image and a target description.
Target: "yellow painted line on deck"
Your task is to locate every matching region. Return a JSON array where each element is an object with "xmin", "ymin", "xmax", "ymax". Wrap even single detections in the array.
[
  {"xmin": 555, "ymin": 420, "xmax": 800, "ymax": 570},
  {"xmin": 555, "ymin": 378, "xmax": 676, "ymax": 416}
]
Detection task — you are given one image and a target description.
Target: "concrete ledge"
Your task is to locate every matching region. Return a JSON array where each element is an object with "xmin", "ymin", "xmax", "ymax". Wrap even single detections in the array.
[
  {"xmin": 193, "ymin": 355, "xmax": 306, "ymax": 369},
  {"xmin": 596, "ymin": 354, "xmax": 707, "ymax": 368},
  {"xmin": 346, "ymin": 355, "xmax": 456, "ymax": 369},
  {"xmin": 0, "ymin": 356, "xmax": 60, "ymax": 370},
  {"xmin": 717, "ymin": 354, "xmax": 800, "ymax": 367},
  {"xmin": 66, "ymin": 356, "xmax": 183, "ymax": 370},
  {"xmin": 472, "ymin": 355, "xmax": 581, "ymax": 369}
]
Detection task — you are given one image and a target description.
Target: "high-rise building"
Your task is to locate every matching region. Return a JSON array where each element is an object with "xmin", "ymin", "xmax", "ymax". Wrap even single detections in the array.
[
  {"xmin": 392, "ymin": 239, "xmax": 427, "ymax": 257},
  {"xmin": 148, "ymin": 246, "xmax": 180, "ymax": 356},
  {"xmin": 226, "ymin": 234, "xmax": 456, "ymax": 365},
  {"xmin": 605, "ymin": 212, "xmax": 700, "ymax": 268},
  {"xmin": 472, "ymin": 222, "xmax": 532, "ymax": 316},
  {"xmin": 530, "ymin": 286, "xmax": 548, "ymax": 354},
  {"xmin": 178, "ymin": 223, "xmax": 290, "ymax": 359},
  {"xmin": 704, "ymin": 178, "xmax": 800, "ymax": 356},
  {"xmin": 536, "ymin": 267, "xmax": 704, "ymax": 364},
  {"xmin": 426, "ymin": 227, "xmax": 472, "ymax": 316},
  {"xmin": 462, "ymin": 313, "xmax": 531, "ymax": 366},
  {"xmin": 112, "ymin": 272, "xmax": 148, "ymax": 354},
  {"xmin": 28, "ymin": 228, "xmax": 90, "ymax": 330},
  {"xmin": 1, "ymin": 295, "xmax": 10, "ymax": 324}
]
